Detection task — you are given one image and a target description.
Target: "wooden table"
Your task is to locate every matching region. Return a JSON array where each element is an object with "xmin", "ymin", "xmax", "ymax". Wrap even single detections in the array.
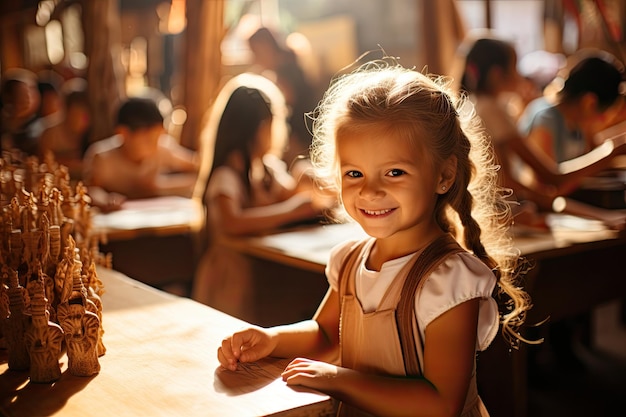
[
  {"xmin": 222, "ymin": 215, "xmax": 626, "ymax": 417},
  {"xmin": 92, "ymin": 196, "xmax": 204, "ymax": 292},
  {"xmin": 0, "ymin": 268, "xmax": 334, "ymax": 417}
]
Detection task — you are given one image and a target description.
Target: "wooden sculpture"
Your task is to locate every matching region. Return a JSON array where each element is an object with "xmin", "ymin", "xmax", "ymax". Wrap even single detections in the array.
[
  {"xmin": 0, "ymin": 153, "xmax": 108, "ymax": 382},
  {"xmin": 24, "ymin": 278, "xmax": 64, "ymax": 383}
]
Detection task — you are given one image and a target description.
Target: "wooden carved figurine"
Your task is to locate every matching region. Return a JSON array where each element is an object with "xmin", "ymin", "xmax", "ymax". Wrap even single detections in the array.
[
  {"xmin": 83, "ymin": 259, "xmax": 105, "ymax": 356},
  {"xmin": 57, "ymin": 297, "xmax": 101, "ymax": 377},
  {"xmin": 3, "ymin": 265, "xmax": 31, "ymax": 370},
  {"xmin": 56, "ymin": 249, "xmax": 101, "ymax": 377},
  {"xmin": 24, "ymin": 279, "xmax": 64, "ymax": 383},
  {"xmin": 0, "ymin": 281, "xmax": 9, "ymax": 349}
]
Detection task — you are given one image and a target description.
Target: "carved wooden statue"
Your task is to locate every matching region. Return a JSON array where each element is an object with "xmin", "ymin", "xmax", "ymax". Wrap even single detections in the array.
[
  {"xmin": 24, "ymin": 279, "xmax": 64, "ymax": 383},
  {"xmin": 3, "ymin": 265, "xmax": 31, "ymax": 371},
  {"xmin": 57, "ymin": 246, "xmax": 101, "ymax": 377}
]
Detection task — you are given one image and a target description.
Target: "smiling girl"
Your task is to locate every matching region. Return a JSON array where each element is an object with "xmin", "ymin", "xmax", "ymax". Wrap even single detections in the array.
[{"xmin": 217, "ymin": 59, "xmax": 533, "ymax": 417}]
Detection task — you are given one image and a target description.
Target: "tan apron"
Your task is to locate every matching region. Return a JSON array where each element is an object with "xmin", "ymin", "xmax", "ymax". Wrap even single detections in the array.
[{"xmin": 336, "ymin": 234, "xmax": 490, "ymax": 417}]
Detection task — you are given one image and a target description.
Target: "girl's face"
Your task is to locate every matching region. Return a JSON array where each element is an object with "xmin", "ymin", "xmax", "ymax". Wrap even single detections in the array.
[
  {"xmin": 337, "ymin": 126, "xmax": 448, "ymax": 246},
  {"xmin": 252, "ymin": 118, "xmax": 273, "ymax": 158}
]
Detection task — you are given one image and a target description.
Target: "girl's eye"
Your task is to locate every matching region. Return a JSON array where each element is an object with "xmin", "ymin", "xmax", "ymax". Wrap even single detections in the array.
[
  {"xmin": 387, "ymin": 169, "xmax": 406, "ymax": 177},
  {"xmin": 345, "ymin": 170, "xmax": 362, "ymax": 178}
]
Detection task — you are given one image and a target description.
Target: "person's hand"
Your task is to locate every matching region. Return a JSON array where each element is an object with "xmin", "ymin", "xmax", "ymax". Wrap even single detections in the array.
[
  {"xmin": 103, "ymin": 192, "xmax": 127, "ymax": 213},
  {"xmin": 88, "ymin": 186, "xmax": 127, "ymax": 213},
  {"xmin": 217, "ymin": 326, "xmax": 276, "ymax": 371},
  {"xmin": 281, "ymin": 358, "xmax": 339, "ymax": 390}
]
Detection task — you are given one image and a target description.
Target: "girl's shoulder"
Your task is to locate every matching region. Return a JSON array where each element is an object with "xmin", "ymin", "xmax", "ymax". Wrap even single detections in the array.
[
  {"xmin": 206, "ymin": 165, "xmax": 245, "ymax": 200},
  {"xmin": 325, "ymin": 237, "xmax": 373, "ymax": 290},
  {"xmin": 421, "ymin": 251, "xmax": 497, "ymax": 309},
  {"xmin": 518, "ymin": 96, "xmax": 558, "ymax": 132}
]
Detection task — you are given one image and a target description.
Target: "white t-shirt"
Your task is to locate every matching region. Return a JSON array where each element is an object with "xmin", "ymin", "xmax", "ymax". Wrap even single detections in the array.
[{"xmin": 326, "ymin": 238, "xmax": 500, "ymax": 351}]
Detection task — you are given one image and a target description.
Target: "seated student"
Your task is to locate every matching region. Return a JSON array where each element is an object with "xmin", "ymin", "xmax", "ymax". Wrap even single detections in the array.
[
  {"xmin": 0, "ymin": 68, "xmax": 45, "ymax": 157},
  {"xmin": 248, "ymin": 27, "xmax": 320, "ymax": 167},
  {"xmin": 38, "ymin": 78, "xmax": 92, "ymax": 180},
  {"xmin": 518, "ymin": 49, "xmax": 626, "ymax": 163},
  {"xmin": 83, "ymin": 96, "xmax": 199, "ymax": 211},
  {"xmin": 458, "ymin": 35, "xmax": 626, "ymax": 229},
  {"xmin": 191, "ymin": 73, "xmax": 333, "ymax": 321},
  {"xmin": 36, "ymin": 69, "xmax": 65, "ymax": 127}
]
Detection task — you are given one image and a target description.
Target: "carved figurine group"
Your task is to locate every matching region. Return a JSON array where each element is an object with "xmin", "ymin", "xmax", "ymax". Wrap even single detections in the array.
[{"xmin": 0, "ymin": 152, "xmax": 109, "ymax": 383}]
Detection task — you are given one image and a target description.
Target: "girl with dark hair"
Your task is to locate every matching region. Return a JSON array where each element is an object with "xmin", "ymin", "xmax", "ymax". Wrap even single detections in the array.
[
  {"xmin": 192, "ymin": 74, "xmax": 331, "ymax": 321},
  {"xmin": 459, "ymin": 36, "xmax": 626, "ymax": 229}
]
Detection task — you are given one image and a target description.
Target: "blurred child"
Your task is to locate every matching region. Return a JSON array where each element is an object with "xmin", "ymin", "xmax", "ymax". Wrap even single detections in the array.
[
  {"xmin": 38, "ymin": 78, "xmax": 92, "ymax": 180},
  {"xmin": 83, "ymin": 96, "xmax": 198, "ymax": 211},
  {"xmin": 0, "ymin": 68, "xmax": 44, "ymax": 156},
  {"xmin": 459, "ymin": 36, "xmax": 626, "ymax": 229},
  {"xmin": 519, "ymin": 49, "xmax": 625, "ymax": 163},
  {"xmin": 191, "ymin": 73, "xmax": 331, "ymax": 321},
  {"xmin": 217, "ymin": 59, "xmax": 534, "ymax": 416},
  {"xmin": 248, "ymin": 27, "xmax": 320, "ymax": 166}
]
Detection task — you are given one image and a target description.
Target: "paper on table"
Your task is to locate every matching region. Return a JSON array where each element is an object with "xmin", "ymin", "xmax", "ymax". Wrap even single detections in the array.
[{"xmin": 92, "ymin": 196, "xmax": 197, "ymax": 230}]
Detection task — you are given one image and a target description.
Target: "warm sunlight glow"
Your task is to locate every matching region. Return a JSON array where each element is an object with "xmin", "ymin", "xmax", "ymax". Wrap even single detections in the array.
[
  {"xmin": 45, "ymin": 20, "xmax": 64, "ymax": 64},
  {"xmin": 168, "ymin": 0, "xmax": 187, "ymax": 34}
]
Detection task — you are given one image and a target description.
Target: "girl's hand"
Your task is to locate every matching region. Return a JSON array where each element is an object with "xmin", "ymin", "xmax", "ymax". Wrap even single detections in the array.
[
  {"xmin": 281, "ymin": 357, "xmax": 339, "ymax": 390},
  {"xmin": 217, "ymin": 326, "xmax": 276, "ymax": 371}
]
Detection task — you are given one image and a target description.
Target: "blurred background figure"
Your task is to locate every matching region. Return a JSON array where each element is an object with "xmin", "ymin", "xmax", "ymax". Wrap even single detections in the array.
[
  {"xmin": 247, "ymin": 26, "xmax": 320, "ymax": 168},
  {"xmin": 191, "ymin": 73, "xmax": 332, "ymax": 321},
  {"xmin": 38, "ymin": 77, "xmax": 92, "ymax": 180},
  {"xmin": 83, "ymin": 96, "xmax": 199, "ymax": 212},
  {"xmin": 0, "ymin": 68, "xmax": 44, "ymax": 157},
  {"xmin": 519, "ymin": 49, "xmax": 626, "ymax": 163},
  {"xmin": 458, "ymin": 34, "xmax": 626, "ymax": 230},
  {"xmin": 36, "ymin": 69, "xmax": 65, "ymax": 128}
]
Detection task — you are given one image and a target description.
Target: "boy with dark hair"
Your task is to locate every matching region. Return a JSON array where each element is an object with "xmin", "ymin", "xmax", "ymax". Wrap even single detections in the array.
[{"xmin": 83, "ymin": 97, "xmax": 198, "ymax": 211}]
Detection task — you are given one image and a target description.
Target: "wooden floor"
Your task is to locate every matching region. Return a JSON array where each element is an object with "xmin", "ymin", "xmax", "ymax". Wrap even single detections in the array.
[{"xmin": 527, "ymin": 300, "xmax": 626, "ymax": 417}]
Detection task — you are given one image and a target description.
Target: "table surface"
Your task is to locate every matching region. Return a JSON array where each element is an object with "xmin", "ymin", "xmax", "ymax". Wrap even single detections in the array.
[
  {"xmin": 91, "ymin": 196, "xmax": 203, "ymax": 241},
  {"xmin": 0, "ymin": 268, "xmax": 333, "ymax": 417},
  {"xmin": 223, "ymin": 214, "xmax": 624, "ymax": 274}
]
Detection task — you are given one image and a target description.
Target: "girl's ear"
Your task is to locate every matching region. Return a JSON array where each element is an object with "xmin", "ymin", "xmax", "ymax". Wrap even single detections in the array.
[{"xmin": 437, "ymin": 155, "xmax": 457, "ymax": 194}]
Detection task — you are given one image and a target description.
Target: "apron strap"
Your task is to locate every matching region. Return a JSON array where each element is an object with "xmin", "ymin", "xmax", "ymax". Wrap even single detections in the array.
[{"xmin": 396, "ymin": 234, "xmax": 465, "ymax": 376}]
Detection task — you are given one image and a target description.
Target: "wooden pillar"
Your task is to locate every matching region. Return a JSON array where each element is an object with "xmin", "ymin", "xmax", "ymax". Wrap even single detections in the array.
[
  {"xmin": 0, "ymin": 16, "xmax": 26, "ymax": 72},
  {"xmin": 179, "ymin": 0, "xmax": 224, "ymax": 151},
  {"xmin": 418, "ymin": 0, "xmax": 466, "ymax": 75},
  {"xmin": 80, "ymin": 0, "xmax": 126, "ymax": 144}
]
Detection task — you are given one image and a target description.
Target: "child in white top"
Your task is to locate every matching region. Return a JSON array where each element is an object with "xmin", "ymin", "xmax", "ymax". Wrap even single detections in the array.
[
  {"xmin": 191, "ymin": 74, "xmax": 331, "ymax": 321},
  {"xmin": 217, "ymin": 59, "xmax": 533, "ymax": 416}
]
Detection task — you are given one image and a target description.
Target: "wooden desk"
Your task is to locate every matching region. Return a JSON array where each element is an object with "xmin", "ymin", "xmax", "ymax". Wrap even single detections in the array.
[
  {"xmin": 224, "ymin": 217, "xmax": 622, "ymax": 273},
  {"xmin": 0, "ymin": 268, "xmax": 334, "ymax": 417},
  {"xmin": 92, "ymin": 196, "xmax": 203, "ymax": 241},
  {"xmin": 92, "ymin": 196, "xmax": 203, "ymax": 292},
  {"xmin": 222, "ymin": 216, "xmax": 626, "ymax": 417}
]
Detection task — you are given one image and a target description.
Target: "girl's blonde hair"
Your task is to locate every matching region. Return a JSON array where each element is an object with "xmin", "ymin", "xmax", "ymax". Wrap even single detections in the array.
[{"xmin": 310, "ymin": 58, "xmax": 533, "ymax": 347}]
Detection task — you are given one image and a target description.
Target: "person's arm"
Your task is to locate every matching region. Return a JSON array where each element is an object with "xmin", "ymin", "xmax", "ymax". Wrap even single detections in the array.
[
  {"xmin": 86, "ymin": 186, "xmax": 126, "ymax": 213},
  {"xmin": 217, "ymin": 287, "xmax": 341, "ymax": 370},
  {"xmin": 213, "ymin": 191, "xmax": 320, "ymax": 235},
  {"xmin": 526, "ymin": 125, "xmax": 557, "ymax": 161},
  {"xmin": 163, "ymin": 140, "xmax": 200, "ymax": 173},
  {"xmin": 153, "ymin": 172, "xmax": 198, "ymax": 198},
  {"xmin": 507, "ymin": 131, "xmax": 626, "ymax": 195},
  {"xmin": 281, "ymin": 298, "xmax": 480, "ymax": 417}
]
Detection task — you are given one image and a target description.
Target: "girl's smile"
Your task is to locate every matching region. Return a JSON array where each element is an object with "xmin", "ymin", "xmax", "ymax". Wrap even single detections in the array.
[{"xmin": 360, "ymin": 207, "xmax": 395, "ymax": 217}]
